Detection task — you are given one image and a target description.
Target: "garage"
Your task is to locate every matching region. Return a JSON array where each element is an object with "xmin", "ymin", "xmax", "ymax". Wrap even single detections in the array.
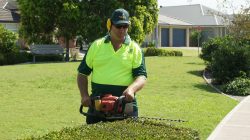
[
  {"xmin": 161, "ymin": 28, "xmax": 169, "ymax": 47},
  {"xmin": 173, "ymin": 28, "xmax": 186, "ymax": 47}
]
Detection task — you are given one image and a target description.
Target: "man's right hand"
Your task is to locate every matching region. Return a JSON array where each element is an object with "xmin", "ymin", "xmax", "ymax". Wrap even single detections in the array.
[
  {"xmin": 81, "ymin": 95, "xmax": 91, "ymax": 107},
  {"xmin": 77, "ymin": 73, "xmax": 91, "ymax": 107}
]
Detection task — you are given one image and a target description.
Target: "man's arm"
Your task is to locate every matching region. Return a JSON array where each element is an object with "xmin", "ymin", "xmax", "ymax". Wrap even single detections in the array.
[
  {"xmin": 77, "ymin": 73, "xmax": 91, "ymax": 107},
  {"xmin": 123, "ymin": 76, "xmax": 146, "ymax": 101}
]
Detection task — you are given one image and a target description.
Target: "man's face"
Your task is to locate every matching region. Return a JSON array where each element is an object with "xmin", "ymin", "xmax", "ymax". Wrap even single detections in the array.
[{"xmin": 111, "ymin": 24, "xmax": 129, "ymax": 41}]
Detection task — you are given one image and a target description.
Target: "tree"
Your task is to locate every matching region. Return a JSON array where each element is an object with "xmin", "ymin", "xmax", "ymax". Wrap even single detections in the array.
[
  {"xmin": 78, "ymin": 0, "xmax": 120, "ymax": 44},
  {"xmin": 18, "ymin": 0, "xmax": 60, "ymax": 44},
  {"xmin": 19, "ymin": 0, "xmax": 80, "ymax": 61},
  {"xmin": 19, "ymin": 0, "xmax": 158, "ymax": 61},
  {"xmin": 78, "ymin": 0, "xmax": 158, "ymax": 45},
  {"xmin": 219, "ymin": 0, "xmax": 250, "ymax": 42},
  {"xmin": 229, "ymin": 8, "xmax": 250, "ymax": 41},
  {"xmin": 122, "ymin": 0, "xmax": 158, "ymax": 44},
  {"xmin": 57, "ymin": 1, "xmax": 80, "ymax": 61}
]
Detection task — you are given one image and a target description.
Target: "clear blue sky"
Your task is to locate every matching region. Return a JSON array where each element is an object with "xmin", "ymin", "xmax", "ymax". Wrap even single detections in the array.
[{"xmin": 158, "ymin": 0, "xmax": 249, "ymax": 14}]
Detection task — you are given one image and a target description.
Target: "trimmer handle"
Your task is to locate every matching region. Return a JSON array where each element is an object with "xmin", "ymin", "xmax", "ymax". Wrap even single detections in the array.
[
  {"xmin": 119, "ymin": 95, "xmax": 133, "ymax": 103},
  {"xmin": 79, "ymin": 95, "xmax": 100, "ymax": 115},
  {"xmin": 79, "ymin": 104, "xmax": 88, "ymax": 116},
  {"xmin": 79, "ymin": 104, "xmax": 99, "ymax": 117}
]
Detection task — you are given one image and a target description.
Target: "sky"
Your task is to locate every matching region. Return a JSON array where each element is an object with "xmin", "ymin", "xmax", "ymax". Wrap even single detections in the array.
[{"xmin": 158, "ymin": 0, "xmax": 250, "ymax": 14}]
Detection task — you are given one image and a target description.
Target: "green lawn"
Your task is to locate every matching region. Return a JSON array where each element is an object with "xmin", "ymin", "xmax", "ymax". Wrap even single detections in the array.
[{"xmin": 0, "ymin": 50, "xmax": 238, "ymax": 140}]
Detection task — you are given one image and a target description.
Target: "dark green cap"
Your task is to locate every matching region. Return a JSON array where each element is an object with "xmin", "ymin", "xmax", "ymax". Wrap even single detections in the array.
[{"xmin": 111, "ymin": 8, "xmax": 130, "ymax": 25}]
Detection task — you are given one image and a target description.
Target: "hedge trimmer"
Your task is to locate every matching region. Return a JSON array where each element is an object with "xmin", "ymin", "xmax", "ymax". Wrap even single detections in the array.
[{"xmin": 79, "ymin": 94, "xmax": 187, "ymax": 122}]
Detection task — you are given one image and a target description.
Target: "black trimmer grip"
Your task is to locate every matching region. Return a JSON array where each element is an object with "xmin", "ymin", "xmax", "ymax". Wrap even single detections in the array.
[
  {"xmin": 79, "ymin": 104, "xmax": 89, "ymax": 116},
  {"xmin": 79, "ymin": 104, "xmax": 97, "ymax": 117}
]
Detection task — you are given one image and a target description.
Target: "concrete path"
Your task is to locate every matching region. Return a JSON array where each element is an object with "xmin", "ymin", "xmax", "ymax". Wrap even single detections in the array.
[{"xmin": 208, "ymin": 95, "xmax": 250, "ymax": 140}]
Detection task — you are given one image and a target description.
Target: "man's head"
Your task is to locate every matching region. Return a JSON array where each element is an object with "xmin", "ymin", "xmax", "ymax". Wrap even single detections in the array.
[
  {"xmin": 109, "ymin": 8, "xmax": 130, "ymax": 42},
  {"xmin": 111, "ymin": 8, "xmax": 130, "ymax": 26}
]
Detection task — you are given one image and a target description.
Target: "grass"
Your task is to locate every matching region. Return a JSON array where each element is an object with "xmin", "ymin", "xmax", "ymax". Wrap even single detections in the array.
[
  {"xmin": 0, "ymin": 63, "xmax": 83, "ymax": 139},
  {"xmin": 0, "ymin": 49, "xmax": 238, "ymax": 140}
]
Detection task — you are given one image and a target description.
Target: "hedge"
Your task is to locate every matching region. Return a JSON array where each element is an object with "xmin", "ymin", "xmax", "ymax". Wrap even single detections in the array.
[
  {"xmin": 22, "ymin": 119, "xmax": 199, "ymax": 140},
  {"xmin": 0, "ymin": 51, "xmax": 32, "ymax": 65},
  {"xmin": 144, "ymin": 47, "xmax": 183, "ymax": 57}
]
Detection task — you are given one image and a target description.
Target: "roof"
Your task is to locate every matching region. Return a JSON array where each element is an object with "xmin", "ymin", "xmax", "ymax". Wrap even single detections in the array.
[
  {"xmin": 0, "ymin": 8, "xmax": 19, "ymax": 23},
  {"xmin": 0, "ymin": 0, "xmax": 18, "ymax": 10},
  {"xmin": 4, "ymin": 0, "xmax": 18, "ymax": 10},
  {"xmin": 158, "ymin": 15, "xmax": 192, "ymax": 26},
  {"xmin": 0, "ymin": 0, "xmax": 19, "ymax": 23},
  {"xmin": 159, "ymin": 4, "xmax": 228, "ymax": 26}
]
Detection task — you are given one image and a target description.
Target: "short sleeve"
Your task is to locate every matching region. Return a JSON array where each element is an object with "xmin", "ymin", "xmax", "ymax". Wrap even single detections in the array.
[
  {"xmin": 77, "ymin": 42, "xmax": 96, "ymax": 75},
  {"xmin": 132, "ymin": 42, "xmax": 147, "ymax": 78}
]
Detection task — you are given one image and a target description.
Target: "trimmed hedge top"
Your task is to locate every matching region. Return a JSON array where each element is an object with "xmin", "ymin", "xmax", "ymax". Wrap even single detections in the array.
[
  {"xmin": 144, "ymin": 47, "xmax": 183, "ymax": 57},
  {"xmin": 23, "ymin": 119, "xmax": 199, "ymax": 140}
]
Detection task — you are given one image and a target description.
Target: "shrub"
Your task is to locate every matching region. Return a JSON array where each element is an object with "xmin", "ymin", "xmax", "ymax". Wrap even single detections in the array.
[
  {"xmin": 172, "ymin": 50, "xmax": 183, "ymax": 56},
  {"xmin": 200, "ymin": 36, "xmax": 241, "ymax": 69},
  {"xmin": 147, "ymin": 41, "xmax": 155, "ymax": 47},
  {"xmin": 0, "ymin": 51, "xmax": 32, "ymax": 65},
  {"xmin": 0, "ymin": 25, "xmax": 31, "ymax": 65},
  {"xmin": 144, "ymin": 47, "xmax": 183, "ymax": 57},
  {"xmin": 144, "ymin": 47, "xmax": 159, "ymax": 56},
  {"xmin": 0, "ymin": 52, "xmax": 6, "ymax": 65},
  {"xmin": 34, "ymin": 55, "xmax": 64, "ymax": 62},
  {"xmin": 190, "ymin": 30, "xmax": 202, "ymax": 47},
  {"xmin": 200, "ymin": 37, "xmax": 228, "ymax": 64},
  {"xmin": 23, "ymin": 119, "xmax": 200, "ymax": 140},
  {"xmin": 200, "ymin": 35, "xmax": 250, "ymax": 84},
  {"xmin": 210, "ymin": 45, "xmax": 250, "ymax": 84},
  {"xmin": 0, "ymin": 24, "xmax": 18, "ymax": 54},
  {"xmin": 223, "ymin": 77, "xmax": 250, "ymax": 96},
  {"xmin": 160, "ymin": 50, "xmax": 174, "ymax": 56}
]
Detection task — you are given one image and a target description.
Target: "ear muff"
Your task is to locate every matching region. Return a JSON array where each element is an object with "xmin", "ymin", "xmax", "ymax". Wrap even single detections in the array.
[{"xmin": 106, "ymin": 18, "xmax": 111, "ymax": 31}]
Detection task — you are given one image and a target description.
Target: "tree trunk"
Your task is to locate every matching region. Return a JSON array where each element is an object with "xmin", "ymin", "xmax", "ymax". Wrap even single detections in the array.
[{"xmin": 65, "ymin": 38, "xmax": 70, "ymax": 62}]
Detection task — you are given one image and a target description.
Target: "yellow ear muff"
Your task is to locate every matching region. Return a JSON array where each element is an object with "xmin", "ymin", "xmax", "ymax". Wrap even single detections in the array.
[{"xmin": 106, "ymin": 18, "xmax": 111, "ymax": 31}]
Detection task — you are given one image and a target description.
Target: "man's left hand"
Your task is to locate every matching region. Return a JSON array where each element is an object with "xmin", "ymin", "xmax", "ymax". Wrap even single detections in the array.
[{"xmin": 122, "ymin": 88, "xmax": 135, "ymax": 102}]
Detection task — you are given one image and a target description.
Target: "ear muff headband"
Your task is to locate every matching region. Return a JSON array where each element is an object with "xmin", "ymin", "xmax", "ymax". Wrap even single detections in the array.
[{"xmin": 106, "ymin": 18, "xmax": 111, "ymax": 31}]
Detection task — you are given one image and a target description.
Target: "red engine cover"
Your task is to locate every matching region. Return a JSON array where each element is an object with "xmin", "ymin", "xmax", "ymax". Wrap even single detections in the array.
[{"xmin": 100, "ymin": 94, "xmax": 118, "ymax": 112}]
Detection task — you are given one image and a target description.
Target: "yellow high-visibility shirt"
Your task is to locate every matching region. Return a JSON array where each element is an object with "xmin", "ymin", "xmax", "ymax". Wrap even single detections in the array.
[{"xmin": 78, "ymin": 35, "xmax": 147, "ymax": 86}]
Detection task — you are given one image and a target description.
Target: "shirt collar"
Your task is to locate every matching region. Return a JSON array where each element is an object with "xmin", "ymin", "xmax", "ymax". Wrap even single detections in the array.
[{"xmin": 104, "ymin": 33, "xmax": 131, "ymax": 45}]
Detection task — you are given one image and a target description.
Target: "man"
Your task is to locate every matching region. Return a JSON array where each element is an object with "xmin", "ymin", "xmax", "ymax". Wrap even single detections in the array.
[{"xmin": 77, "ymin": 8, "xmax": 147, "ymax": 124}]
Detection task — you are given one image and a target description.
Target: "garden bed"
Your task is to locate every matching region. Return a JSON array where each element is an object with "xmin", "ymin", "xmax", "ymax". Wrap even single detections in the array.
[{"xmin": 203, "ymin": 69, "xmax": 246, "ymax": 101}]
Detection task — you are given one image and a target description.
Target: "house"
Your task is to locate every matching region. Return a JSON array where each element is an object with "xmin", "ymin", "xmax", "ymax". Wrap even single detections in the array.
[
  {"xmin": 146, "ymin": 4, "xmax": 229, "ymax": 47},
  {"xmin": 0, "ymin": 0, "xmax": 20, "ymax": 32}
]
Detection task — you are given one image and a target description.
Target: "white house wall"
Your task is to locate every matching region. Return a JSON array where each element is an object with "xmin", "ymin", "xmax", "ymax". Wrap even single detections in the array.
[{"xmin": 0, "ymin": 23, "xmax": 19, "ymax": 32}]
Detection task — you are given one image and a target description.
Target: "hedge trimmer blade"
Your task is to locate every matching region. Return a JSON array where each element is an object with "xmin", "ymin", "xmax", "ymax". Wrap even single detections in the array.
[
  {"xmin": 80, "ymin": 105, "xmax": 187, "ymax": 122},
  {"xmin": 131, "ymin": 116, "xmax": 188, "ymax": 123}
]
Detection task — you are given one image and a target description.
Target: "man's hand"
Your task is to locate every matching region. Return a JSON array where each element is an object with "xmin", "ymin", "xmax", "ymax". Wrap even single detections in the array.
[
  {"xmin": 81, "ymin": 94, "xmax": 91, "ymax": 107},
  {"xmin": 77, "ymin": 73, "xmax": 91, "ymax": 107},
  {"xmin": 122, "ymin": 76, "xmax": 146, "ymax": 102},
  {"xmin": 123, "ymin": 87, "xmax": 135, "ymax": 102}
]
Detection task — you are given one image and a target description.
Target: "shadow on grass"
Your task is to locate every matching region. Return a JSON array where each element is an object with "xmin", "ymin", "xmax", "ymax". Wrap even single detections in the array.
[
  {"xmin": 185, "ymin": 62, "xmax": 204, "ymax": 65},
  {"xmin": 187, "ymin": 70, "xmax": 203, "ymax": 77},
  {"xmin": 193, "ymin": 83, "xmax": 219, "ymax": 94},
  {"xmin": 25, "ymin": 60, "xmax": 82, "ymax": 65}
]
